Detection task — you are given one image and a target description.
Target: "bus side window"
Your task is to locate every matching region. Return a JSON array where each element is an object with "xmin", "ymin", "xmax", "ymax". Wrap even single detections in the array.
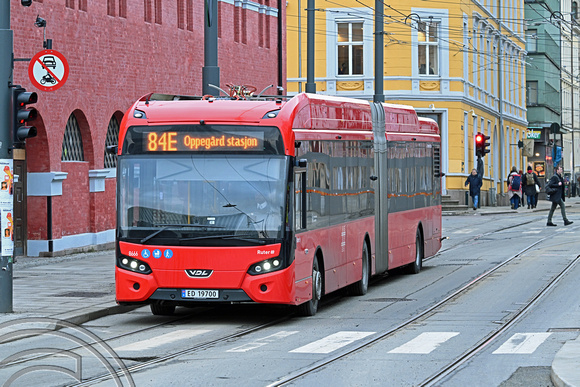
[{"xmin": 295, "ymin": 172, "xmax": 306, "ymax": 230}]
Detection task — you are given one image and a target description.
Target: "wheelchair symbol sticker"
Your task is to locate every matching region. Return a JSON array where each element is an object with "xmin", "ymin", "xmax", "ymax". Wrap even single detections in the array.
[{"xmin": 141, "ymin": 249, "xmax": 151, "ymax": 259}]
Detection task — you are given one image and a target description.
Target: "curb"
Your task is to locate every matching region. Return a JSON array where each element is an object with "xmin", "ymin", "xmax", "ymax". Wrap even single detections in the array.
[
  {"xmin": 552, "ymin": 337, "xmax": 580, "ymax": 387},
  {"xmin": 57, "ymin": 303, "xmax": 141, "ymax": 326}
]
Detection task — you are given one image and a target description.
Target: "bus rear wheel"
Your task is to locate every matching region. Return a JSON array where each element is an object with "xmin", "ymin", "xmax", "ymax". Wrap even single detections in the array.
[
  {"xmin": 348, "ymin": 243, "xmax": 369, "ymax": 296},
  {"xmin": 150, "ymin": 301, "xmax": 176, "ymax": 316},
  {"xmin": 407, "ymin": 229, "xmax": 423, "ymax": 274},
  {"xmin": 297, "ymin": 257, "xmax": 322, "ymax": 316}
]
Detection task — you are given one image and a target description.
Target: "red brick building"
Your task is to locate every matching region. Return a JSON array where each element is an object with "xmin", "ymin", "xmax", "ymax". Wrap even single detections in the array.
[{"xmin": 11, "ymin": 0, "xmax": 286, "ymax": 256}]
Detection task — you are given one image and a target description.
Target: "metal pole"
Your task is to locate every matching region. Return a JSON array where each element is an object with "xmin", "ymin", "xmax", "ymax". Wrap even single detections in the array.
[
  {"xmin": 570, "ymin": 20, "xmax": 576, "ymax": 194},
  {"xmin": 0, "ymin": 0, "xmax": 14, "ymax": 313},
  {"xmin": 305, "ymin": 0, "xmax": 316, "ymax": 93},
  {"xmin": 298, "ymin": 0, "xmax": 302, "ymax": 93},
  {"xmin": 374, "ymin": 0, "xmax": 384, "ymax": 102},
  {"xmin": 498, "ymin": 2, "xmax": 505, "ymax": 195},
  {"xmin": 202, "ymin": 0, "xmax": 220, "ymax": 95}
]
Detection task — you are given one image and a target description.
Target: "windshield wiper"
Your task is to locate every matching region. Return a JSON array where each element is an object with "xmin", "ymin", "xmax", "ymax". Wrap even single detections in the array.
[
  {"xmin": 140, "ymin": 224, "xmax": 224, "ymax": 244},
  {"xmin": 179, "ymin": 234, "xmax": 266, "ymax": 244}
]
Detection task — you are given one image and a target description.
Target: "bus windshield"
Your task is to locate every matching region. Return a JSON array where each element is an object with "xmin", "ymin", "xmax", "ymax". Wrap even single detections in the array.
[{"xmin": 118, "ymin": 155, "xmax": 289, "ymax": 245}]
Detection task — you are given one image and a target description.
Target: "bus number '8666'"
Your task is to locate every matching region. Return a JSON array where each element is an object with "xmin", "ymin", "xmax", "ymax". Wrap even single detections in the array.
[{"xmin": 128, "ymin": 251, "xmax": 138, "ymax": 257}]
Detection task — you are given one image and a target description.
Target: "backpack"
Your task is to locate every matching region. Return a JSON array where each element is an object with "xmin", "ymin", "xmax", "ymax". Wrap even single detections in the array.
[
  {"xmin": 526, "ymin": 172, "xmax": 534, "ymax": 185},
  {"xmin": 545, "ymin": 185, "xmax": 557, "ymax": 195},
  {"xmin": 510, "ymin": 174, "xmax": 521, "ymax": 191}
]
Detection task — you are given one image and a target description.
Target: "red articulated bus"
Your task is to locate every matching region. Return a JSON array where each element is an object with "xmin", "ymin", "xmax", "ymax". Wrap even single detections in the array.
[{"xmin": 115, "ymin": 91, "xmax": 442, "ymax": 316}]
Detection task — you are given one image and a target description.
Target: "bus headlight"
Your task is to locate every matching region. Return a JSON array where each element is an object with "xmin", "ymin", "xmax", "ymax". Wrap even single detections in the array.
[
  {"xmin": 248, "ymin": 258, "xmax": 283, "ymax": 276},
  {"xmin": 118, "ymin": 256, "xmax": 152, "ymax": 274}
]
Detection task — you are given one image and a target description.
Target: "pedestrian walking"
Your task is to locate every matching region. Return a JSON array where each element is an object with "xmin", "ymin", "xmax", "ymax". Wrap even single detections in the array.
[
  {"xmin": 522, "ymin": 166, "xmax": 541, "ymax": 209},
  {"xmin": 464, "ymin": 168, "xmax": 482, "ymax": 210},
  {"xmin": 546, "ymin": 165, "xmax": 573, "ymax": 226},
  {"xmin": 507, "ymin": 166, "xmax": 522, "ymax": 209}
]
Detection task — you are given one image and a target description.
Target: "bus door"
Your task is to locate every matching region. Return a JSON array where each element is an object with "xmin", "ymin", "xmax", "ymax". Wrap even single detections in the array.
[
  {"xmin": 370, "ymin": 102, "xmax": 389, "ymax": 273},
  {"xmin": 293, "ymin": 160, "xmax": 310, "ymax": 283}
]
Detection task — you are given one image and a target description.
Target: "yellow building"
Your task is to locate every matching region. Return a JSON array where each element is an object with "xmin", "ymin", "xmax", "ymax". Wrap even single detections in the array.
[{"xmin": 286, "ymin": 0, "xmax": 528, "ymax": 206}]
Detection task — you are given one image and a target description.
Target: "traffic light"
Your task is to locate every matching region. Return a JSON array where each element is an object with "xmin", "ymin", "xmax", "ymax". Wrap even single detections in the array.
[
  {"xmin": 12, "ymin": 86, "xmax": 38, "ymax": 148},
  {"xmin": 475, "ymin": 132, "xmax": 490, "ymax": 157}
]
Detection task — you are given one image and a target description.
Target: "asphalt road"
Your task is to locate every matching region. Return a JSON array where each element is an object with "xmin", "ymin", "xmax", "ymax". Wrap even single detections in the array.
[{"xmin": 1, "ymin": 206, "xmax": 579, "ymax": 387}]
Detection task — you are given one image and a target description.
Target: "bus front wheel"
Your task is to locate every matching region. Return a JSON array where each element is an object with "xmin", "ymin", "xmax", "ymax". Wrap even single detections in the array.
[
  {"xmin": 297, "ymin": 257, "xmax": 322, "ymax": 316},
  {"xmin": 150, "ymin": 301, "xmax": 176, "ymax": 316}
]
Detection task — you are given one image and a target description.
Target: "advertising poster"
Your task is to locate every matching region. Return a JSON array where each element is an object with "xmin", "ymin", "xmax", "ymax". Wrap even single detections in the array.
[
  {"xmin": 0, "ymin": 160, "xmax": 14, "ymax": 256},
  {"xmin": 534, "ymin": 161, "xmax": 545, "ymax": 178}
]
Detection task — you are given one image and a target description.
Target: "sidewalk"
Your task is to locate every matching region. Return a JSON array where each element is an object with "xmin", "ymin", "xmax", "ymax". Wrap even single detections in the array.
[
  {"xmin": 0, "ymin": 250, "xmax": 133, "ymax": 326},
  {"xmin": 0, "ymin": 200, "xmax": 578, "ymax": 386},
  {"xmin": 444, "ymin": 195, "xmax": 580, "ymax": 216}
]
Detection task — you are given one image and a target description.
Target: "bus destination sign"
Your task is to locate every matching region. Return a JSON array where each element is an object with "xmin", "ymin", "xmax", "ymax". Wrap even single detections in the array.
[{"xmin": 145, "ymin": 131, "xmax": 264, "ymax": 152}]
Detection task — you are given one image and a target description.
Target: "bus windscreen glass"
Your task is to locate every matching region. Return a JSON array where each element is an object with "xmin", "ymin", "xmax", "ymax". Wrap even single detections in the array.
[{"xmin": 118, "ymin": 155, "xmax": 289, "ymax": 244}]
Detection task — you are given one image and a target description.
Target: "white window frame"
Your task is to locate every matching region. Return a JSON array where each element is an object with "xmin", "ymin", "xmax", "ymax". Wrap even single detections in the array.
[
  {"xmin": 417, "ymin": 20, "xmax": 440, "ymax": 76},
  {"xmin": 336, "ymin": 20, "xmax": 364, "ymax": 76},
  {"xmin": 326, "ymin": 8, "xmax": 373, "ymax": 95}
]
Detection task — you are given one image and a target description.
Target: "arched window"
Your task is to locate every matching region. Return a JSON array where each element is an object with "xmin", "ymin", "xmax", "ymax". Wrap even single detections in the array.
[
  {"xmin": 62, "ymin": 113, "xmax": 85, "ymax": 161},
  {"xmin": 104, "ymin": 115, "xmax": 119, "ymax": 169}
]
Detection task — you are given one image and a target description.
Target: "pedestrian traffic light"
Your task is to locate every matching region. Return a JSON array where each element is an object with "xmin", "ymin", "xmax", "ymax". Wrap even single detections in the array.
[
  {"xmin": 12, "ymin": 86, "xmax": 38, "ymax": 148},
  {"xmin": 475, "ymin": 132, "xmax": 490, "ymax": 157}
]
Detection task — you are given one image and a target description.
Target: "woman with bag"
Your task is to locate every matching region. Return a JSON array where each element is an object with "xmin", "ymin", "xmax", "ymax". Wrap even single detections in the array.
[
  {"xmin": 507, "ymin": 166, "xmax": 522, "ymax": 209},
  {"xmin": 522, "ymin": 166, "xmax": 541, "ymax": 209}
]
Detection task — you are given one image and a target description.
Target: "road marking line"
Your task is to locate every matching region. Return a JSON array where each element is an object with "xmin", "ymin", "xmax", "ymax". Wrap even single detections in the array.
[
  {"xmin": 492, "ymin": 333, "xmax": 552, "ymax": 354},
  {"xmin": 523, "ymin": 231, "xmax": 542, "ymax": 234},
  {"xmin": 388, "ymin": 332, "xmax": 460, "ymax": 354},
  {"xmin": 115, "ymin": 329, "xmax": 211, "ymax": 351},
  {"xmin": 452, "ymin": 229, "xmax": 474, "ymax": 234},
  {"xmin": 290, "ymin": 331, "xmax": 375, "ymax": 354},
  {"xmin": 227, "ymin": 331, "xmax": 299, "ymax": 352}
]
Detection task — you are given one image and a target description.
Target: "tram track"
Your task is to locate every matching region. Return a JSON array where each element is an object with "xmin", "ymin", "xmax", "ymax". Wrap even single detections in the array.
[
  {"xmin": 419, "ymin": 252, "xmax": 580, "ymax": 386},
  {"xmin": 266, "ymin": 232, "xmax": 574, "ymax": 386},
  {"xmin": 437, "ymin": 217, "xmax": 540, "ymax": 254},
  {"xmin": 14, "ymin": 225, "xmax": 573, "ymax": 386},
  {"xmin": 72, "ymin": 313, "xmax": 294, "ymax": 387}
]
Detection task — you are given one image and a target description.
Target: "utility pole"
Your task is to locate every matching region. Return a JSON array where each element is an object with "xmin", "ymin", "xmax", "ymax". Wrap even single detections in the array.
[
  {"xmin": 571, "ymin": 17, "xmax": 576, "ymax": 194},
  {"xmin": 498, "ymin": 6, "xmax": 505, "ymax": 195},
  {"xmin": 202, "ymin": 0, "xmax": 220, "ymax": 95},
  {"xmin": 374, "ymin": 0, "xmax": 384, "ymax": 103},
  {"xmin": 0, "ymin": 0, "xmax": 14, "ymax": 313},
  {"xmin": 305, "ymin": 0, "xmax": 316, "ymax": 93}
]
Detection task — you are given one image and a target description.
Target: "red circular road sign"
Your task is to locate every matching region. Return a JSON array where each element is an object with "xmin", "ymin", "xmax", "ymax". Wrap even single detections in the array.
[{"xmin": 28, "ymin": 49, "xmax": 69, "ymax": 92}]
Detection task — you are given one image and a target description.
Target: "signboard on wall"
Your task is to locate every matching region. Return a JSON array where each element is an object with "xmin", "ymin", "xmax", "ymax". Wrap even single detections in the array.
[
  {"xmin": 0, "ymin": 160, "xmax": 13, "ymax": 256},
  {"xmin": 526, "ymin": 130, "xmax": 541, "ymax": 140},
  {"xmin": 534, "ymin": 161, "xmax": 545, "ymax": 178}
]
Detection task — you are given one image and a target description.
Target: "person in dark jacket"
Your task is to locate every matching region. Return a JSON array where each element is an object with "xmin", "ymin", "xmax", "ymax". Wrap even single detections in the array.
[
  {"xmin": 465, "ymin": 168, "xmax": 482, "ymax": 210},
  {"xmin": 546, "ymin": 165, "xmax": 573, "ymax": 226},
  {"xmin": 522, "ymin": 165, "xmax": 541, "ymax": 209}
]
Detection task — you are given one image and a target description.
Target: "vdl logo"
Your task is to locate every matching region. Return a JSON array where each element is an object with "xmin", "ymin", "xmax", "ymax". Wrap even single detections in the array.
[
  {"xmin": 185, "ymin": 269, "xmax": 213, "ymax": 278},
  {"xmin": 0, "ymin": 317, "xmax": 134, "ymax": 386}
]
